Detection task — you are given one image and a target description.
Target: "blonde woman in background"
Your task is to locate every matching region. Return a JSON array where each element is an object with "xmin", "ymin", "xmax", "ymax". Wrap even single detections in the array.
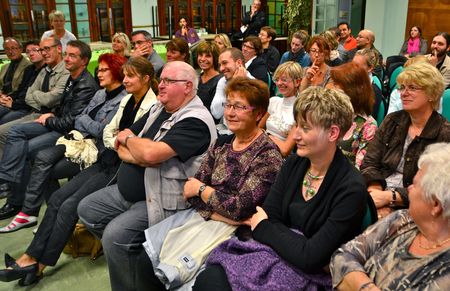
[
  {"xmin": 41, "ymin": 10, "xmax": 76, "ymax": 52},
  {"xmin": 214, "ymin": 33, "xmax": 232, "ymax": 52},
  {"xmin": 112, "ymin": 32, "xmax": 131, "ymax": 57}
]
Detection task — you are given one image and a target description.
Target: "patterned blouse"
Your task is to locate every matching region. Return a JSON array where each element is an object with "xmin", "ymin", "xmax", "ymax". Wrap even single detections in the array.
[
  {"xmin": 331, "ymin": 210, "xmax": 450, "ymax": 290},
  {"xmin": 189, "ymin": 133, "xmax": 283, "ymax": 221},
  {"xmin": 339, "ymin": 114, "xmax": 377, "ymax": 169}
]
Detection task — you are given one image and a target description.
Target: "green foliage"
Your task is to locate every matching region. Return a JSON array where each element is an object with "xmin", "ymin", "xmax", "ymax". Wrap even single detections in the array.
[{"xmin": 284, "ymin": 0, "xmax": 312, "ymax": 36}]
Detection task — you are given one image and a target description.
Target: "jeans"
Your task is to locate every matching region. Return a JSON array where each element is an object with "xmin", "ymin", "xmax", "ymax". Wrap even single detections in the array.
[
  {"xmin": 0, "ymin": 122, "xmax": 61, "ymax": 207},
  {"xmin": 22, "ymin": 144, "xmax": 80, "ymax": 216},
  {"xmin": 0, "ymin": 113, "xmax": 39, "ymax": 158},
  {"xmin": 78, "ymin": 185, "xmax": 149, "ymax": 291},
  {"xmin": 26, "ymin": 163, "xmax": 114, "ymax": 266},
  {"xmin": 0, "ymin": 106, "xmax": 28, "ymax": 125}
]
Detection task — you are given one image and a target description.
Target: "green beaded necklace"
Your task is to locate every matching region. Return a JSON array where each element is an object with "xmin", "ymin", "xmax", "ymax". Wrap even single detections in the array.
[{"xmin": 302, "ymin": 171, "xmax": 325, "ymax": 198}]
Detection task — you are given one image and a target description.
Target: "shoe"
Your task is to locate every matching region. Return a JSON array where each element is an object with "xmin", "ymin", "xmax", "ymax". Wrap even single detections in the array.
[
  {"xmin": 0, "ymin": 184, "xmax": 10, "ymax": 200},
  {"xmin": 4, "ymin": 253, "xmax": 17, "ymax": 268},
  {"xmin": 0, "ymin": 262, "xmax": 39, "ymax": 284},
  {"xmin": 0, "ymin": 212, "xmax": 37, "ymax": 233},
  {"xmin": 0, "ymin": 203, "xmax": 20, "ymax": 220}
]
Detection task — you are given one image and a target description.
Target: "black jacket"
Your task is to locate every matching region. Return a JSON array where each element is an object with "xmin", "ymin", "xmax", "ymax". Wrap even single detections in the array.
[
  {"xmin": 45, "ymin": 69, "xmax": 99, "ymax": 133},
  {"xmin": 261, "ymin": 45, "xmax": 280, "ymax": 74},
  {"xmin": 242, "ymin": 10, "xmax": 266, "ymax": 37},
  {"xmin": 247, "ymin": 56, "xmax": 269, "ymax": 84}
]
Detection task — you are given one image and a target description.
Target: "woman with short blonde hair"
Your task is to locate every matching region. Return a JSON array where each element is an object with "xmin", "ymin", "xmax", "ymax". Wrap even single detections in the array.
[{"xmin": 41, "ymin": 10, "xmax": 76, "ymax": 52}]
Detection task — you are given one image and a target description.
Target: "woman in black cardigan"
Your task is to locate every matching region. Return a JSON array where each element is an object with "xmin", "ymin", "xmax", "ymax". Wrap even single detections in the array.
[{"xmin": 194, "ymin": 87, "xmax": 370, "ymax": 290}]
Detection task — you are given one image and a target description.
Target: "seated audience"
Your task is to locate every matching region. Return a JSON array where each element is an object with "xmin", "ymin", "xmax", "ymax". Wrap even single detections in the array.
[
  {"xmin": 41, "ymin": 10, "xmax": 76, "ymax": 52},
  {"xmin": 196, "ymin": 41, "xmax": 221, "ymax": 112},
  {"xmin": 259, "ymin": 26, "xmax": 280, "ymax": 74},
  {"xmin": 165, "ymin": 38, "xmax": 190, "ymax": 64},
  {"xmin": 321, "ymin": 30, "xmax": 343, "ymax": 66},
  {"xmin": 0, "ymin": 40, "xmax": 98, "ymax": 221},
  {"xmin": 0, "ymin": 40, "xmax": 45, "ymax": 125},
  {"xmin": 241, "ymin": 36, "xmax": 269, "ymax": 84},
  {"xmin": 0, "ymin": 55, "xmax": 158, "ymax": 286},
  {"xmin": 300, "ymin": 35, "xmax": 331, "ymax": 91},
  {"xmin": 136, "ymin": 78, "xmax": 283, "ymax": 290},
  {"xmin": 399, "ymin": 25, "xmax": 428, "ymax": 58},
  {"xmin": 279, "ymin": 30, "xmax": 311, "ymax": 68},
  {"xmin": 349, "ymin": 29, "xmax": 383, "ymax": 79},
  {"xmin": 259, "ymin": 61, "xmax": 302, "ymax": 157},
  {"xmin": 175, "ymin": 16, "xmax": 200, "ymax": 45},
  {"xmin": 338, "ymin": 22, "xmax": 357, "ymax": 52},
  {"xmin": 213, "ymin": 33, "xmax": 232, "ymax": 53},
  {"xmin": 77, "ymin": 61, "xmax": 217, "ymax": 291},
  {"xmin": 331, "ymin": 142, "xmax": 450, "ymax": 290},
  {"xmin": 130, "ymin": 30, "xmax": 165, "ymax": 74},
  {"xmin": 111, "ymin": 32, "xmax": 131, "ymax": 57},
  {"xmin": 0, "ymin": 53, "xmax": 128, "ymax": 233},
  {"xmin": 326, "ymin": 62, "xmax": 377, "ymax": 169},
  {"xmin": 426, "ymin": 32, "xmax": 450, "ymax": 88},
  {"xmin": 194, "ymin": 87, "xmax": 369, "ymax": 290},
  {"xmin": 361, "ymin": 62, "xmax": 450, "ymax": 219}
]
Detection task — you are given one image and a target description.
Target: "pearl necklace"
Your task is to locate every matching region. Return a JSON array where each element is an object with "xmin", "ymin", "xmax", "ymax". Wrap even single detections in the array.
[
  {"xmin": 418, "ymin": 234, "xmax": 450, "ymax": 250},
  {"xmin": 302, "ymin": 171, "xmax": 324, "ymax": 198}
]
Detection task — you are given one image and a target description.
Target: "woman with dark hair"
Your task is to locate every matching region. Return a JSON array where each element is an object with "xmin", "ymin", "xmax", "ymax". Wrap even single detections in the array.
[
  {"xmin": 175, "ymin": 17, "xmax": 200, "ymax": 45},
  {"xmin": 165, "ymin": 38, "xmax": 191, "ymax": 63},
  {"xmin": 196, "ymin": 41, "xmax": 221, "ymax": 111},
  {"xmin": 194, "ymin": 87, "xmax": 369, "ymax": 290},
  {"xmin": 0, "ymin": 56, "xmax": 158, "ymax": 286},
  {"xmin": 399, "ymin": 26, "xmax": 428, "ymax": 58},
  {"xmin": 300, "ymin": 35, "xmax": 331, "ymax": 91},
  {"xmin": 241, "ymin": 36, "xmax": 268, "ymax": 84},
  {"xmin": 326, "ymin": 62, "xmax": 377, "ymax": 169}
]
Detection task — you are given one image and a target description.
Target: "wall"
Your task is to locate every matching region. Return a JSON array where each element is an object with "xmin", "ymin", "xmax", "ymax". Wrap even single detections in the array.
[
  {"xmin": 364, "ymin": 0, "xmax": 409, "ymax": 59},
  {"xmin": 131, "ymin": 0, "xmax": 159, "ymax": 36}
]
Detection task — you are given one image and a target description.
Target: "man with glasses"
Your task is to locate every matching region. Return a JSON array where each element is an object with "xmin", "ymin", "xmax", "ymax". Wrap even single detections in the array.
[
  {"xmin": 0, "ymin": 38, "xmax": 31, "ymax": 121},
  {"xmin": 78, "ymin": 61, "xmax": 216, "ymax": 291},
  {"xmin": 0, "ymin": 40, "xmax": 46, "ymax": 126},
  {"xmin": 349, "ymin": 29, "xmax": 383, "ymax": 78},
  {"xmin": 0, "ymin": 40, "xmax": 98, "ymax": 220},
  {"xmin": 130, "ymin": 30, "xmax": 165, "ymax": 74}
]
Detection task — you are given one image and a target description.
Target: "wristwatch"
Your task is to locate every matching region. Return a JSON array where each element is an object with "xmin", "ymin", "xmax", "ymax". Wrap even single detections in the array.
[
  {"xmin": 198, "ymin": 184, "xmax": 206, "ymax": 198},
  {"xmin": 389, "ymin": 188, "xmax": 397, "ymax": 207},
  {"xmin": 124, "ymin": 134, "xmax": 136, "ymax": 146}
]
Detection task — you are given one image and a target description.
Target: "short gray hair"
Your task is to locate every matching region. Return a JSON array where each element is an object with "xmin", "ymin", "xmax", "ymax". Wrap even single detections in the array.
[
  {"xmin": 164, "ymin": 61, "xmax": 198, "ymax": 95},
  {"xmin": 418, "ymin": 142, "xmax": 450, "ymax": 221}
]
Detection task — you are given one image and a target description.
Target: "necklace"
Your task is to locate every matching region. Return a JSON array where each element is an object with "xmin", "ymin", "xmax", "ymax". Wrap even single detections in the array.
[
  {"xmin": 418, "ymin": 234, "xmax": 450, "ymax": 250},
  {"xmin": 302, "ymin": 171, "xmax": 325, "ymax": 198}
]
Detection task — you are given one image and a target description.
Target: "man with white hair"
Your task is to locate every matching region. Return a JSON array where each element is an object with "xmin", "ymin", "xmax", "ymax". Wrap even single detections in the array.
[{"xmin": 78, "ymin": 61, "xmax": 217, "ymax": 291}]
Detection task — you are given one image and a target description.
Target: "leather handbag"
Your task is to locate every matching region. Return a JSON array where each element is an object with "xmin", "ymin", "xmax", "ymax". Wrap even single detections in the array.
[{"xmin": 63, "ymin": 223, "xmax": 103, "ymax": 260}]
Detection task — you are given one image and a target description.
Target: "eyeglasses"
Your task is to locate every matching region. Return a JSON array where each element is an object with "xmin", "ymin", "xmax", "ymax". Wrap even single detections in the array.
[
  {"xmin": 4, "ymin": 47, "xmax": 21, "ymax": 52},
  {"xmin": 160, "ymin": 78, "xmax": 189, "ymax": 85},
  {"xmin": 25, "ymin": 48, "xmax": 41, "ymax": 55},
  {"xmin": 242, "ymin": 43, "xmax": 255, "ymax": 50},
  {"xmin": 398, "ymin": 85, "xmax": 423, "ymax": 93},
  {"xmin": 131, "ymin": 40, "xmax": 147, "ymax": 47},
  {"xmin": 38, "ymin": 44, "xmax": 58, "ymax": 53},
  {"xmin": 222, "ymin": 102, "xmax": 255, "ymax": 113},
  {"xmin": 97, "ymin": 68, "xmax": 111, "ymax": 73},
  {"xmin": 309, "ymin": 49, "xmax": 323, "ymax": 54}
]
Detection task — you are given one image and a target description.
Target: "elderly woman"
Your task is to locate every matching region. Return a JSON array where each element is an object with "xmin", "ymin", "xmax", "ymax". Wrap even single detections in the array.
[
  {"xmin": 300, "ymin": 35, "xmax": 331, "ymax": 91},
  {"xmin": 361, "ymin": 62, "xmax": 450, "ymax": 219},
  {"xmin": 0, "ymin": 53, "xmax": 129, "ymax": 233},
  {"xmin": 0, "ymin": 56, "xmax": 158, "ymax": 286},
  {"xmin": 213, "ymin": 33, "xmax": 232, "ymax": 52},
  {"xmin": 197, "ymin": 41, "xmax": 221, "ymax": 112},
  {"xmin": 259, "ymin": 61, "xmax": 303, "ymax": 157},
  {"xmin": 111, "ymin": 32, "xmax": 131, "ymax": 57},
  {"xmin": 326, "ymin": 62, "xmax": 377, "ymax": 169},
  {"xmin": 41, "ymin": 10, "xmax": 76, "ymax": 52},
  {"xmin": 135, "ymin": 78, "xmax": 283, "ymax": 290},
  {"xmin": 241, "ymin": 36, "xmax": 269, "ymax": 84},
  {"xmin": 194, "ymin": 87, "xmax": 369, "ymax": 290},
  {"xmin": 331, "ymin": 142, "xmax": 450, "ymax": 290}
]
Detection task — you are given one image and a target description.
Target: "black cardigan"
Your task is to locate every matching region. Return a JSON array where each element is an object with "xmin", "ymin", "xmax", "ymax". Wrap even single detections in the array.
[{"xmin": 253, "ymin": 148, "xmax": 368, "ymax": 272}]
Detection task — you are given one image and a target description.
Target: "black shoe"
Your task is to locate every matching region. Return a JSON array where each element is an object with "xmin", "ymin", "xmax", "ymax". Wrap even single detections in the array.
[
  {"xmin": 0, "ymin": 203, "xmax": 20, "ymax": 220},
  {"xmin": 0, "ymin": 262, "xmax": 38, "ymax": 283},
  {"xmin": 0, "ymin": 184, "xmax": 10, "ymax": 199},
  {"xmin": 4, "ymin": 253, "xmax": 16, "ymax": 268}
]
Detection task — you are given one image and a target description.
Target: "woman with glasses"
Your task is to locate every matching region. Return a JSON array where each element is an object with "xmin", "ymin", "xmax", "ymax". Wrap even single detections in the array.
[
  {"xmin": 135, "ymin": 78, "xmax": 283, "ymax": 290},
  {"xmin": 241, "ymin": 36, "xmax": 269, "ymax": 84},
  {"xmin": 361, "ymin": 62, "xmax": 450, "ymax": 219},
  {"xmin": 300, "ymin": 35, "xmax": 331, "ymax": 91},
  {"xmin": 0, "ymin": 56, "xmax": 158, "ymax": 285},
  {"xmin": 194, "ymin": 87, "xmax": 369, "ymax": 290},
  {"xmin": 259, "ymin": 61, "xmax": 302, "ymax": 157},
  {"xmin": 41, "ymin": 10, "xmax": 76, "ymax": 52}
]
